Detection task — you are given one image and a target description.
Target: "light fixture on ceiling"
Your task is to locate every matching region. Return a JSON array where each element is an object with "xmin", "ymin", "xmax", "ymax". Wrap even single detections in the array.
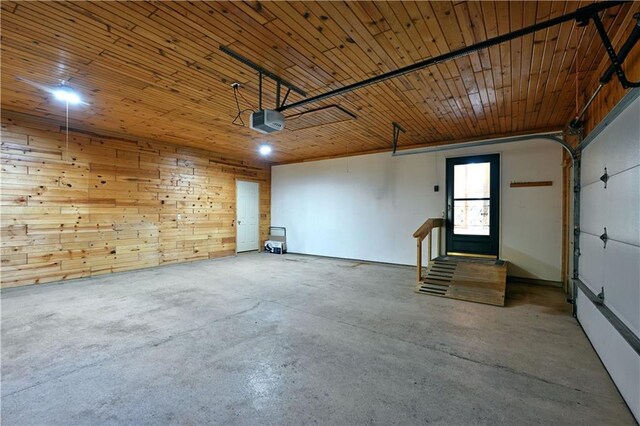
[
  {"xmin": 259, "ymin": 145, "xmax": 272, "ymax": 156},
  {"xmin": 15, "ymin": 77, "xmax": 86, "ymax": 106},
  {"xmin": 53, "ymin": 86, "xmax": 82, "ymax": 105},
  {"xmin": 15, "ymin": 77, "xmax": 88, "ymax": 163}
]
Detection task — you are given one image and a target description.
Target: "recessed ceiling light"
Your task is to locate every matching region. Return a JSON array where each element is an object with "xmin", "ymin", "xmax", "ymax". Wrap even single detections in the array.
[
  {"xmin": 53, "ymin": 88, "xmax": 81, "ymax": 105},
  {"xmin": 259, "ymin": 145, "xmax": 272, "ymax": 156}
]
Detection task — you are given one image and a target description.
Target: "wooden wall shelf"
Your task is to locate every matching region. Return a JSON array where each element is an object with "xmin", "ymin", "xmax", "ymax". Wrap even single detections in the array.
[{"xmin": 510, "ymin": 181, "xmax": 553, "ymax": 188}]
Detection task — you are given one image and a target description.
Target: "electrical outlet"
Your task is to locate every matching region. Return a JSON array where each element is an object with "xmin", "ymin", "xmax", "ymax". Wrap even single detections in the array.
[
  {"xmin": 177, "ymin": 214, "xmax": 181, "ymax": 220},
  {"xmin": 434, "ymin": 185, "xmax": 439, "ymax": 192}
]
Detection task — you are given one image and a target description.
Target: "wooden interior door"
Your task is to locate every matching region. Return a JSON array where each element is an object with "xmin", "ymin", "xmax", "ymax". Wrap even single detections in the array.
[{"xmin": 236, "ymin": 180, "xmax": 260, "ymax": 252}]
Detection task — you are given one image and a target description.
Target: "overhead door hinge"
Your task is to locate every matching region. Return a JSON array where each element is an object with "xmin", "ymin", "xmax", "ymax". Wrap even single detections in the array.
[{"xmin": 600, "ymin": 227, "xmax": 608, "ymax": 249}]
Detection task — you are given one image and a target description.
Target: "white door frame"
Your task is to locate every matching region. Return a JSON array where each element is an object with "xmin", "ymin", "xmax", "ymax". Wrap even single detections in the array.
[{"xmin": 235, "ymin": 179, "xmax": 260, "ymax": 254}]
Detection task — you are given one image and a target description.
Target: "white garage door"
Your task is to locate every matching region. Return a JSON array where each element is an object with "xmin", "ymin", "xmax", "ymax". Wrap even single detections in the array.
[{"xmin": 577, "ymin": 92, "xmax": 640, "ymax": 421}]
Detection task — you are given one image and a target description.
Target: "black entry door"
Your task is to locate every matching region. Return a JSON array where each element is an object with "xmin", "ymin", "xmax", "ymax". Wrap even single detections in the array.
[{"xmin": 446, "ymin": 154, "xmax": 500, "ymax": 257}]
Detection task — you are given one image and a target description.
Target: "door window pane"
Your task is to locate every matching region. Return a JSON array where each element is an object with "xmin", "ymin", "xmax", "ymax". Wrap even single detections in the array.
[
  {"xmin": 454, "ymin": 162, "xmax": 491, "ymax": 199},
  {"xmin": 453, "ymin": 200, "xmax": 490, "ymax": 235}
]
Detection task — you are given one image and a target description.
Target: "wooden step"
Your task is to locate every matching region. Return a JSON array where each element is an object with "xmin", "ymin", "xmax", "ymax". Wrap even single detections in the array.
[{"xmin": 415, "ymin": 258, "xmax": 507, "ymax": 306}]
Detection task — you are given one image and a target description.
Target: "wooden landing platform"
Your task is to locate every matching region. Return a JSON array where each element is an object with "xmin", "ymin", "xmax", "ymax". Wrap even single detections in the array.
[{"xmin": 416, "ymin": 257, "xmax": 508, "ymax": 306}]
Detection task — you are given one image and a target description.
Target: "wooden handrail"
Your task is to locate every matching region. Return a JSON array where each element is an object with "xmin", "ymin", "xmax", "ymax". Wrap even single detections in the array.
[
  {"xmin": 413, "ymin": 218, "xmax": 444, "ymax": 241},
  {"xmin": 413, "ymin": 218, "xmax": 444, "ymax": 283}
]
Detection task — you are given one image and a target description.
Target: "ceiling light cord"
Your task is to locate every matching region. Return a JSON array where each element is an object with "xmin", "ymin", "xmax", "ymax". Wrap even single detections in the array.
[
  {"xmin": 232, "ymin": 85, "xmax": 244, "ymax": 126},
  {"xmin": 237, "ymin": 88, "xmax": 256, "ymax": 111},
  {"xmin": 231, "ymin": 85, "xmax": 255, "ymax": 127},
  {"xmin": 66, "ymin": 100, "xmax": 69, "ymax": 161},
  {"xmin": 574, "ymin": 22, "xmax": 585, "ymax": 117},
  {"xmin": 575, "ymin": 24, "xmax": 579, "ymax": 116}
]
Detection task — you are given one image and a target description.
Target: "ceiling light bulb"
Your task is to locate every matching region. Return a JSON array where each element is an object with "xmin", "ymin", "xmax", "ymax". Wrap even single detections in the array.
[
  {"xmin": 259, "ymin": 145, "xmax": 272, "ymax": 156},
  {"xmin": 53, "ymin": 88, "xmax": 81, "ymax": 105}
]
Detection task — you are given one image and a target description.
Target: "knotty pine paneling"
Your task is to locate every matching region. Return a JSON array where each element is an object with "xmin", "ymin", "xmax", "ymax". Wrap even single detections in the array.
[
  {"xmin": 0, "ymin": 114, "xmax": 271, "ymax": 288},
  {"xmin": 1, "ymin": 1, "xmax": 636, "ymax": 163}
]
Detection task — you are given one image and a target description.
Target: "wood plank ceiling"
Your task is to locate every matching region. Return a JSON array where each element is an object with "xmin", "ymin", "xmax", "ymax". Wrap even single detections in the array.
[{"xmin": 1, "ymin": 1, "xmax": 638, "ymax": 163}]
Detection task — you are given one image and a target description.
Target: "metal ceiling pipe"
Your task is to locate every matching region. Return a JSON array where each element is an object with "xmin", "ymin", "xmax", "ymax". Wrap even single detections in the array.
[
  {"xmin": 219, "ymin": 45, "xmax": 307, "ymax": 97},
  {"xmin": 276, "ymin": 1, "xmax": 627, "ymax": 112},
  {"xmin": 390, "ymin": 131, "xmax": 576, "ymax": 159}
]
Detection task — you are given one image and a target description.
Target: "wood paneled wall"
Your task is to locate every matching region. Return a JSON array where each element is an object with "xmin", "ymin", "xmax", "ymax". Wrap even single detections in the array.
[{"xmin": 0, "ymin": 113, "xmax": 271, "ymax": 288}]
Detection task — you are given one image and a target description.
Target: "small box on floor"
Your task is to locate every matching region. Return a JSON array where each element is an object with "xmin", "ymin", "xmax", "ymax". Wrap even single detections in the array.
[
  {"xmin": 265, "ymin": 226, "xmax": 287, "ymax": 254},
  {"xmin": 265, "ymin": 240, "xmax": 284, "ymax": 254}
]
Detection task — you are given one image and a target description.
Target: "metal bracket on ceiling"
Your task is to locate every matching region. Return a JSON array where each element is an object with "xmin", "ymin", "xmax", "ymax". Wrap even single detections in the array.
[
  {"xmin": 565, "ymin": 122, "xmax": 583, "ymax": 137},
  {"xmin": 592, "ymin": 13, "xmax": 640, "ymax": 90},
  {"xmin": 568, "ymin": 12, "xmax": 640, "ymax": 131},
  {"xmin": 284, "ymin": 104, "xmax": 357, "ymax": 121},
  {"xmin": 219, "ymin": 45, "xmax": 307, "ymax": 110},
  {"xmin": 391, "ymin": 122, "xmax": 406, "ymax": 154},
  {"xmin": 279, "ymin": 88, "xmax": 291, "ymax": 109}
]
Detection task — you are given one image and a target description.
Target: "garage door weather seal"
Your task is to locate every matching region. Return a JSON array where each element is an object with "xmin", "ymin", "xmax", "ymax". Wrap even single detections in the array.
[{"xmin": 575, "ymin": 279, "xmax": 640, "ymax": 356}]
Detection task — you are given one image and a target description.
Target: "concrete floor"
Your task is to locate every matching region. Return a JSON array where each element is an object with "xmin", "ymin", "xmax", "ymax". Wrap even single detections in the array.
[{"xmin": 1, "ymin": 253, "xmax": 634, "ymax": 425}]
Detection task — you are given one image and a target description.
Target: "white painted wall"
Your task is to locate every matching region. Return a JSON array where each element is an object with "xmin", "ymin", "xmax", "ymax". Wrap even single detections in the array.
[
  {"xmin": 577, "ymin": 94, "xmax": 640, "ymax": 421},
  {"xmin": 272, "ymin": 138, "xmax": 563, "ymax": 281}
]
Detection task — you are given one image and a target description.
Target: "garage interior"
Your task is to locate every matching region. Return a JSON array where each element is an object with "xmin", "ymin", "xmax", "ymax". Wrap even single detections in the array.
[{"xmin": 1, "ymin": 1, "xmax": 639, "ymax": 424}]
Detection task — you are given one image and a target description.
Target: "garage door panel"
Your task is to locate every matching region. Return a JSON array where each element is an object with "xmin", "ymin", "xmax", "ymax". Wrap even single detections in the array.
[
  {"xmin": 604, "ymin": 241, "xmax": 640, "ymax": 335},
  {"xmin": 577, "ymin": 94, "xmax": 639, "ymax": 423},
  {"xmin": 580, "ymin": 183, "xmax": 608, "ymax": 237},
  {"xmin": 576, "ymin": 289, "xmax": 640, "ymax": 418},
  {"xmin": 578, "ymin": 236, "xmax": 640, "ymax": 336},
  {"xmin": 581, "ymin": 97, "xmax": 640, "ymax": 185},
  {"xmin": 578, "ymin": 232, "xmax": 605, "ymax": 291},
  {"xmin": 583, "ymin": 167, "xmax": 640, "ymax": 246},
  {"xmin": 605, "ymin": 167, "xmax": 640, "ymax": 246}
]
